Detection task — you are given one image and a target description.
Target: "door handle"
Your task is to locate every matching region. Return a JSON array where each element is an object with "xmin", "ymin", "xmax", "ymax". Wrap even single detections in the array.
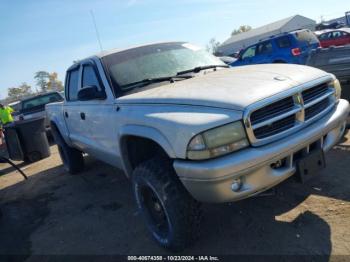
[
  {"xmin": 64, "ymin": 111, "xmax": 69, "ymax": 118},
  {"xmin": 80, "ymin": 112, "xmax": 86, "ymax": 120}
]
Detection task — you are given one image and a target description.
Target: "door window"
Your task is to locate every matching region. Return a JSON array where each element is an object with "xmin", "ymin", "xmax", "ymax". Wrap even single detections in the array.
[
  {"xmin": 241, "ymin": 46, "xmax": 256, "ymax": 59},
  {"xmin": 332, "ymin": 31, "xmax": 342, "ymax": 39},
  {"xmin": 341, "ymin": 31, "xmax": 349, "ymax": 37},
  {"xmin": 67, "ymin": 68, "xmax": 80, "ymax": 101},
  {"xmin": 82, "ymin": 65, "xmax": 101, "ymax": 90},
  {"xmin": 319, "ymin": 33, "xmax": 330, "ymax": 40},
  {"xmin": 276, "ymin": 36, "xmax": 291, "ymax": 48},
  {"xmin": 256, "ymin": 41, "xmax": 273, "ymax": 55}
]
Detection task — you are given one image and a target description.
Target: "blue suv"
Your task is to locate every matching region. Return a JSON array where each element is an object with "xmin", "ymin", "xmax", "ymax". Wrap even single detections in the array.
[{"xmin": 231, "ymin": 29, "xmax": 320, "ymax": 67}]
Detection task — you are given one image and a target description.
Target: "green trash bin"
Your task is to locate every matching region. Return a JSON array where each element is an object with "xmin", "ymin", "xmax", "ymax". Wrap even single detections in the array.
[{"xmin": 5, "ymin": 117, "xmax": 50, "ymax": 162}]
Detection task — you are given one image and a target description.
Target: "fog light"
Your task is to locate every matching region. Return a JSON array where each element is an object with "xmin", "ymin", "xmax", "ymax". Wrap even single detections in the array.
[{"xmin": 231, "ymin": 178, "xmax": 243, "ymax": 192}]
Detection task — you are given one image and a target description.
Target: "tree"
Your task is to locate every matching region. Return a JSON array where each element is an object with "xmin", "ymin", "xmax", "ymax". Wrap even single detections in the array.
[
  {"xmin": 47, "ymin": 72, "xmax": 64, "ymax": 91},
  {"xmin": 19, "ymin": 82, "xmax": 32, "ymax": 94},
  {"xmin": 206, "ymin": 38, "xmax": 221, "ymax": 54},
  {"xmin": 7, "ymin": 82, "xmax": 32, "ymax": 100},
  {"xmin": 34, "ymin": 71, "xmax": 50, "ymax": 92},
  {"xmin": 231, "ymin": 25, "xmax": 252, "ymax": 36}
]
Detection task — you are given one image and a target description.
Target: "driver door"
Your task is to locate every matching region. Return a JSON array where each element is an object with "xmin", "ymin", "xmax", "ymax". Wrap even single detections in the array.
[
  {"xmin": 77, "ymin": 61, "xmax": 118, "ymax": 164},
  {"xmin": 254, "ymin": 41, "xmax": 273, "ymax": 63},
  {"xmin": 240, "ymin": 45, "xmax": 257, "ymax": 65}
]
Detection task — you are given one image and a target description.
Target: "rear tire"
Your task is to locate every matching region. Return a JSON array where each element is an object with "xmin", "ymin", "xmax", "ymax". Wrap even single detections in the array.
[
  {"xmin": 51, "ymin": 124, "xmax": 84, "ymax": 174},
  {"xmin": 132, "ymin": 157, "xmax": 202, "ymax": 251}
]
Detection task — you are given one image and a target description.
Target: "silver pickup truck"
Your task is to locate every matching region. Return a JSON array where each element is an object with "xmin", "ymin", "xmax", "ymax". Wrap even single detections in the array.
[{"xmin": 46, "ymin": 42, "xmax": 349, "ymax": 251}]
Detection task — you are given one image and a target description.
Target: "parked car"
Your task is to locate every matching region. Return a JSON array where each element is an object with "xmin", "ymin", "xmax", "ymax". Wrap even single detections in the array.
[
  {"xmin": 226, "ymin": 51, "xmax": 241, "ymax": 58},
  {"xmin": 8, "ymin": 101, "xmax": 22, "ymax": 121},
  {"xmin": 15, "ymin": 92, "xmax": 64, "ymax": 132},
  {"xmin": 218, "ymin": 56, "xmax": 237, "ymax": 64},
  {"xmin": 316, "ymin": 21, "xmax": 346, "ymax": 31},
  {"xmin": 315, "ymin": 28, "xmax": 350, "ymax": 48},
  {"xmin": 307, "ymin": 45, "xmax": 350, "ymax": 125},
  {"xmin": 46, "ymin": 42, "xmax": 349, "ymax": 251},
  {"xmin": 59, "ymin": 91, "xmax": 65, "ymax": 98},
  {"xmin": 231, "ymin": 29, "xmax": 320, "ymax": 67},
  {"xmin": 8, "ymin": 101, "xmax": 21, "ymax": 112},
  {"xmin": 307, "ymin": 45, "xmax": 350, "ymax": 84}
]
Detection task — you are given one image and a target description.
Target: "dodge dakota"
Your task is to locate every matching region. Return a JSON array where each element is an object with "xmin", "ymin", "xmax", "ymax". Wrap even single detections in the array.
[{"xmin": 46, "ymin": 42, "xmax": 349, "ymax": 251}]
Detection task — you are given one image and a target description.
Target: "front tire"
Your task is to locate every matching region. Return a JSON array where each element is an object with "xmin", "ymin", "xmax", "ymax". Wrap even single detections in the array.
[{"xmin": 132, "ymin": 157, "xmax": 202, "ymax": 251}]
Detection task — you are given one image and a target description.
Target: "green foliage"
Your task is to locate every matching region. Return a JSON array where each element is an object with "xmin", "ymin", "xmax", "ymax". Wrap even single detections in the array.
[
  {"xmin": 34, "ymin": 71, "xmax": 50, "ymax": 92},
  {"xmin": 48, "ymin": 72, "xmax": 64, "ymax": 91},
  {"xmin": 5, "ymin": 71, "xmax": 64, "ymax": 102},
  {"xmin": 7, "ymin": 82, "xmax": 32, "ymax": 100}
]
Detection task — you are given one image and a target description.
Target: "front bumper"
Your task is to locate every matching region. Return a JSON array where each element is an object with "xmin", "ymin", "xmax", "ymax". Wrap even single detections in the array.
[{"xmin": 174, "ymin": 99, "xmax": 350, "ymax": 203}]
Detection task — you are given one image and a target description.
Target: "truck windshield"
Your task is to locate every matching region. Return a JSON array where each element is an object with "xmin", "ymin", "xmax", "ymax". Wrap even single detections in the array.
[{"xmin": 102, "ymin": 42, "xmax": 225, "ymax": 92}]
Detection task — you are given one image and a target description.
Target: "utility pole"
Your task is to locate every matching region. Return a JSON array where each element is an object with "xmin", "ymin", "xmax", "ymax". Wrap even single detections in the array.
[{"xmin": 90, "ymin": 10, "xmax": 103, "ymax": 52}]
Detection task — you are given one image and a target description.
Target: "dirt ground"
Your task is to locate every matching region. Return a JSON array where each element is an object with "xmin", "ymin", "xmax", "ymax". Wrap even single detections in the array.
[{"xmin": 0, "ymin": 131, "xmax": 350, "ymax": 260}]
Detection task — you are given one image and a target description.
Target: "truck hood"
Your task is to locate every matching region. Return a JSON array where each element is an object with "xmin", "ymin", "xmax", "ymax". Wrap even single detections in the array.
[{"xmin": 117, "ymin": 64, "xmax": 330, "ymax": 111}]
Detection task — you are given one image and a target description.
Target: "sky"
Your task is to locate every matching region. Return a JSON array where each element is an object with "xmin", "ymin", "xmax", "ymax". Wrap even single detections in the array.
[{"xmin": 0, "ymin": 0, "xmax": 348, "ymax": 98}]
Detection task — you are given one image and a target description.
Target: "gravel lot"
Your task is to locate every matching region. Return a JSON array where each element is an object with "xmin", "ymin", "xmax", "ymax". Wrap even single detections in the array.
[{"xmin": 0, "ymin": 131, "xmax": 350, "ymax": 260}]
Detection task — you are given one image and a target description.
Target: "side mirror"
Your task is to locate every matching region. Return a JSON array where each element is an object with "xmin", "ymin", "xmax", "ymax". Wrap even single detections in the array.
[{"xmin": 78, "ymin": 86, "xmax": 106, "ymax": 101}]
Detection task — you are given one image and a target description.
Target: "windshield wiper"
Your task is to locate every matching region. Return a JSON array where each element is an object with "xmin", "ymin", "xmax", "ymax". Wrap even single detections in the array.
[
  {"xmin": 176, "ymin": 64, "xmax": 229, "ymax": 75},
  {"xmin": 121, "ymin": 75, "xmax": 193, "ymax": 89}
]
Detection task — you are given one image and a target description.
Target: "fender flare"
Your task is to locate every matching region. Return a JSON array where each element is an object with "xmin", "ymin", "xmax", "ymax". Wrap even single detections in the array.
[
  {"xmin": 49, "ymin": 118, "xmax": 72, "ymax": 147},
  {"xmin": 118, "ymin": 125, "xmax": 176, "ymax": 176}
]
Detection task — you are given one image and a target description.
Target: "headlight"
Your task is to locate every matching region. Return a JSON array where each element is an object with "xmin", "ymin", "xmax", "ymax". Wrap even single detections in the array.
[
  {"xmin": 332, "ymin": 78, "xmax": 342, "ymax": 100},
  {"xmin": 187, "ymin": 121, "xmax": 249, "ymax": 160}
]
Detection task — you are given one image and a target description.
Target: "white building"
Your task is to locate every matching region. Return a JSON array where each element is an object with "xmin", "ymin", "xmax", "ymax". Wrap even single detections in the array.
[{"xmin": 217, "ymin": 15, "xmax": 316, "ymax": 56}]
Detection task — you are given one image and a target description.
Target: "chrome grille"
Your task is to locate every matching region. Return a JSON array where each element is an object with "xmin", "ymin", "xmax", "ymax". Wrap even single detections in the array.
[
  {"xmin": 305, "ymin": 98, "xmax": 330, "ymax": 121},
  {"xmin": 254, "ymin": 115, "xmax": 295, "ymax": 139},
  {"xmin": 244, "ymin": 77, "xmax": 336, "ymax": 146},
  {"xmin": 250, "ymin": 96, "xmax": 295, "ymax": 125},
  {"xmin": 302, "ymin": 82, "xmax": 329, "ymax": 104}
]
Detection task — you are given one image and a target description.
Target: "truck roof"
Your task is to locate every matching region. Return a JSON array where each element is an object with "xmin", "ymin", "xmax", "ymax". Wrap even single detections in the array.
[
  {"xmin": 314, "ymin": 28, "xmax": 350, "ymax": 35},
  {"xmin": 257, "ymin": 28, "xmax": 313, "ymax": 43},
  {"xmin": 68, "ymin": 41, "xmax": 186, "ymax": 70},
  {"xmin": 95, "ymin": 41, "xmax": 185, "ymax": 58}
]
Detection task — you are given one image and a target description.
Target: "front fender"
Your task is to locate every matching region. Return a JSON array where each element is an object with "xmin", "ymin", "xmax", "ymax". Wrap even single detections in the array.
[
  {"xmin": 118, "ymin": 125, "xmax": 176, "ymax": 176},
  {"xmin": 118, "ymin": 125, "xmax": 176, "ymax": 158}
]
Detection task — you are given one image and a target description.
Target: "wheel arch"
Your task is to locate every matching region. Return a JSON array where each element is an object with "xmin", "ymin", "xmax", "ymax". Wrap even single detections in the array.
[
  {"xmin": 273, "ymin": 59, "xmax": 287, "ymax": 63},
  {"xmin": 49, "ymin": 120, "xmax": 71, "ymax": 146},
  {"xmin": 119, "ymin": 125, "xmax": 176, "ymax": 177}
]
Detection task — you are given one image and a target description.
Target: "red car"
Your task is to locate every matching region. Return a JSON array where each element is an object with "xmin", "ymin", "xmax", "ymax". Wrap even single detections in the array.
[{"xmin": 315, "ymin": 28, "xmax": 350, "ymax": 48}]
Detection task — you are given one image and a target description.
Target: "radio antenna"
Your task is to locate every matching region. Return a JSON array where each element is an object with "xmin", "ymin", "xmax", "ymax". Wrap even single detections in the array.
[{"xmin": 90, "ymin": 10, "xmax": 103, "ymax": 52}]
